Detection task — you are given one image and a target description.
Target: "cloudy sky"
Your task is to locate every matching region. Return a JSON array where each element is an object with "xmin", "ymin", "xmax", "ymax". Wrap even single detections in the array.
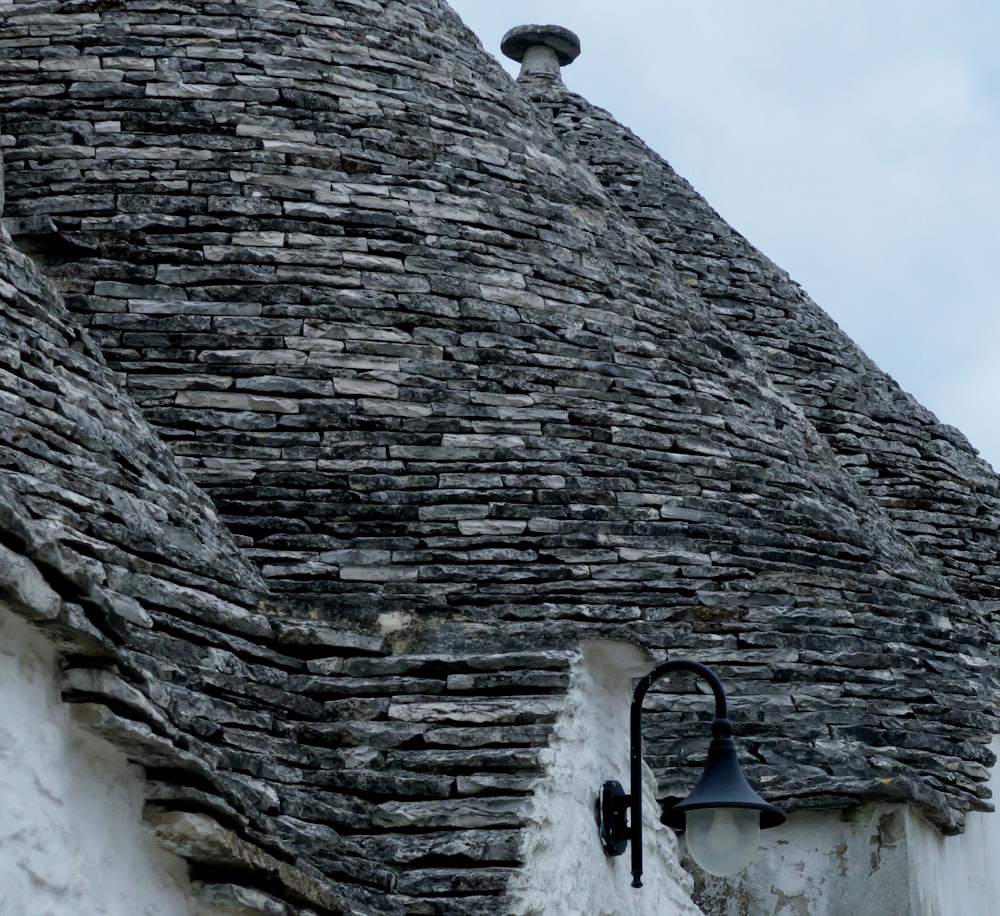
[{"xmin": 449, "ymin": 1, "xmax": 1000, "ymax": 470}]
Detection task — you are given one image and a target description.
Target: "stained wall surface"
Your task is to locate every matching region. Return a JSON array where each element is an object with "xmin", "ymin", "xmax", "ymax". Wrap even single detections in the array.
[{"xmin": 695, "ymin": 739, "xmax": 1000, "ymax": 916}]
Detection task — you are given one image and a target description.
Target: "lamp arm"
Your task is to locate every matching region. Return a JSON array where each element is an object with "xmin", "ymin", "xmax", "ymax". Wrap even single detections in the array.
[{"xmin": 629, "ymin": 659, "xmax": 730, "ymax": 889}]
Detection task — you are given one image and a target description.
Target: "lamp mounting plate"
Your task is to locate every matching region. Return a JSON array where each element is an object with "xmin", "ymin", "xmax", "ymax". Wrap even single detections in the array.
[{"xmin": 598, "ymin": 780, "xmax": 630, "ymax": 856}]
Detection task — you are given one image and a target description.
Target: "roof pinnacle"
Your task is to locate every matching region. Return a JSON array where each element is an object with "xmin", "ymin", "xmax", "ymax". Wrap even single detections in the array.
[{"xmin": 501, "ymin": 24, "xmax": 580, "ymax": 85}]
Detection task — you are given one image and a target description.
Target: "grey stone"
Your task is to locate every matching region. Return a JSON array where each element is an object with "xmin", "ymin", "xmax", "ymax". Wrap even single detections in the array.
[
  {"xmin": 1, "ymin": 0, "xmax": 1000, "ymax": 911},
  {"xmin": 0, "ymin": 542, "xmax": 60, "ymax": 620}
]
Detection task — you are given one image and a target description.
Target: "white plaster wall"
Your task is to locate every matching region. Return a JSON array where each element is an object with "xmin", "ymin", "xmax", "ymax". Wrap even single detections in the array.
[
  {"xmin": 697, "ymin": 803, "xmax": 912, "ymax": 916},
  {"xmin": 0, "ymin": 603, "xmax": 195, "ymax": 916},
  {"xmin": 906, "ymin": 735, "xmax": 1000, "ymax": 916},
  {"xmin": 510, "ymin": 641, "xmax": 704, "ymax": 916},
  {"xmin": 698, "ymin": 738, "xmax": 1000, "ymax": 916}
]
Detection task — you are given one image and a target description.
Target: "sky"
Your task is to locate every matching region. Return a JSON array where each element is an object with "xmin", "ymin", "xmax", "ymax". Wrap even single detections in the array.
[{"xmin": 448, "ymin": 1, "xmax": 1000, "ymax": 470}]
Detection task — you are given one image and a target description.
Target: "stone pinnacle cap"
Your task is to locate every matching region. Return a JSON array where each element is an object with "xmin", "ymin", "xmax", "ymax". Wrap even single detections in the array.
[{"xmin": 501, "ymin": 24, "xmax": 580, "ymax": 83}]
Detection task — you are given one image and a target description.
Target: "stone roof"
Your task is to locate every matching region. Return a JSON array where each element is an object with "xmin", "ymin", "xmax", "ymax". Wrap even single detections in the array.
[
  {"xmin": 524, "ymin": 78, "xmax": 1000, "ymax": 606},
  {"xmin": 0, "ymin": 0, "xmax": 999, "ymax": 912}
]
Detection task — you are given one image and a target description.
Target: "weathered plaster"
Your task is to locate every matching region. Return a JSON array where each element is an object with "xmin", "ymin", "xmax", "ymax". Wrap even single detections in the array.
[
  {"xmin": 0, "ymin": 604, "xmax": 194, "ymax": 915},
  {"xmin": 697, "ymin": 741, "xmax": 1000, "ymax": 916},
  {"xmin": 510, "ymin": 641, "xmax": 704, "ymax": 916},
  {"xmin": 696, "ymin": 804, "xmax": 911, "ymax": 916}
]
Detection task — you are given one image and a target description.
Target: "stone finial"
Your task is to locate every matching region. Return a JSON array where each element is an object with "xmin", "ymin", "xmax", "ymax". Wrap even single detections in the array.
[{"xmin": 501, "ymin": 24, "xmax": 580, "ymax": 84}]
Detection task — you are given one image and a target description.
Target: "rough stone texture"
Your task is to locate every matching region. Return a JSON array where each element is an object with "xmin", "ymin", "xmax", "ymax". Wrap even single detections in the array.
[
  {"xmin": 0, "ymin": 0, "xmax": 998, "ymax": 912},
  {"xmin": 528, "ymin": 79, "xmax": 1000, "ymax": 608},
  {"xmin": 0, "ymin": 214, "xmax": 570, "ymax": 910},
  {"xmin": 0, "ymin": 229, "xmax": 396, "ymax": 913},
  {"xmin": 516, "ymin": 73, "xmax": 1000, "ymax": 827}
]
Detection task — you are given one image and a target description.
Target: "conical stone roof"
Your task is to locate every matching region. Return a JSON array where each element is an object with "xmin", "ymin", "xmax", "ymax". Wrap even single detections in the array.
[
  {"xmin": 523, "ymin": 74, "xmax": 1000, "ymax": 606},
  {"xmin": 0, "ymin": 0, "xmax": 998, "ymax": 911}
]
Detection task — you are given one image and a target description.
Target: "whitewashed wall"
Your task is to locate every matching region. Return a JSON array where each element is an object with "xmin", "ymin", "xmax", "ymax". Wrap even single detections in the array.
[
  {"xmin": 697, "ymin": 737, "xmax": 1000, "ymax": 916},
  {"xmin": 906, "ymin": 735, "xmax": 1000, "ymax": 916},
  {"xmin": 697, "ymin": 803, "xmax": 913, "ymax": 915},
  {"xmin": 0, "ymin": 603, "xmax": 195, "ymax": 916},
  {"xmin": 511, "ymin": 641, "xmax": 704, "ymax": 916}
]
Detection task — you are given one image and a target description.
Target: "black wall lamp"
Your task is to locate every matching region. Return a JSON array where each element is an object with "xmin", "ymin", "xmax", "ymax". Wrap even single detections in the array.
[{"xmin": 598, "ymin": 659, "xmax": 785, "ymax": 887}]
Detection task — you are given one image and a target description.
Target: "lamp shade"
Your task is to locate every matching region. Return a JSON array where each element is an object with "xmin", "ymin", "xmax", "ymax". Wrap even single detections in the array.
[{"xmin": 661, "ymin": 734, "xmax": 786, "ymax": 831}]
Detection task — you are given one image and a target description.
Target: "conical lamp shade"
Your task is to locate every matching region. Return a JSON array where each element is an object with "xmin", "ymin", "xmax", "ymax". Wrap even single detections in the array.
[{"xmin": 662, "ymin": 735, "xmax": 786, "ymax": 830}]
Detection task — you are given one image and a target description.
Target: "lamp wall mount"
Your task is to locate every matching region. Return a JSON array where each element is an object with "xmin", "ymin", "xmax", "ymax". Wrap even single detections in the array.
[{"xmin": 597, "ymin": 779, "xmax": 629, "ymax": 857}]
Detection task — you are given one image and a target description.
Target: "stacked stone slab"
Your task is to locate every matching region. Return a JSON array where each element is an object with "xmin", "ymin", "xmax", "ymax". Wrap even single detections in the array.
[
  {"xmin": 0, "ymin": 221, "xmax": 578, "ymax": 913},
  {"xmin": 0, "ymin": 227, "xmax": 379, "ymax": 913},
  {"xmin": 526, "ymin": 78, "xmax": 1000, "ymax": 606},
  {"xmin": 0, "ymin": 0, "xmax": 998, "ymax": 913},
  {"xmin": 515, "ymin": 67, "xmax": 1000, "ymax": 825}
]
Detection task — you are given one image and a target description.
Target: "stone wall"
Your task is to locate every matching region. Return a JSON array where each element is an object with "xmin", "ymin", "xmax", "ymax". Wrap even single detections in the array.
[
  {"xmin": 0, "ymin": 225, "xmax": 384, "ymax": 912},
  {"xmin": 0, "ymin": 213, "xmax": 612, "ymax": 913}
]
